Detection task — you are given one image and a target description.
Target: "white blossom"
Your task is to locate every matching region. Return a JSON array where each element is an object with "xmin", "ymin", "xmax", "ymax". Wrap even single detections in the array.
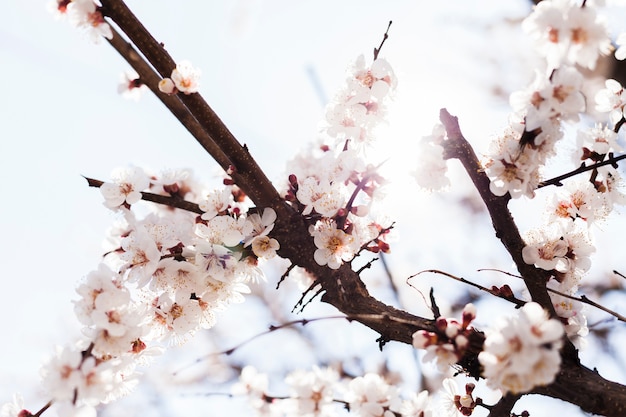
[{"xmin": 478, "ymin": 302, "xmax": 564, "ymax": 394}]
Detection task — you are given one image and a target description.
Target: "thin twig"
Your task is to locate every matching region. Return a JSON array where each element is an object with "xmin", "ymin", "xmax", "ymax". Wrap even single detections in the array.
[
  {"xmin": 538, "ymin": 153, "xmax": 626, "ymax": 189},
  {"xmin": 477, "ymin": 268, "xmax": 626, "ymax": 323},
  {"xmin": 548, "ymin": 287, "xmax": 626, "ymax": 323},
  {"xmin": 373, "ymin": 21, "xmax": 393, "ymax": 60},
  {"xmin": 85, "ymin": 176, "xmax": 203, "ymax": 214},
  {"xmin": 410, "ymin": 269, "xmax": 526, "ymax": 307}
]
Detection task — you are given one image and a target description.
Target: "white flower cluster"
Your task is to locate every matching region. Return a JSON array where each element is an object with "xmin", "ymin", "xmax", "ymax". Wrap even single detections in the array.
[
  {"xmin": 520, "ymin": 77, "xmax": 626, "ymax": 345},
  {"xmin": 158, "ymin": 61, "xmax": 201, "ymax": 95},
  {"xmin": 412, "ymin": 303, "xmax": 477, "ymax": 372},
  {"xmin": 412, "ymin": 124, "xmax": 451, "ymax": 191},
  {"xmin": 482, "ymin": 0, "xmax": 618, "ymax": 200},
  {"xmin": 233, "ymin": 366, "xmax": 433, "ymax": 417},
  {"xmin": 285, "ymin": 55, "xmax": 396, "ymax": 270},
  {"xmin": 478, "ymin": 302, "xmax": 564, "ymax": 394},
  {"xmin": 484, "ymin": 65, "xmax": 584, "ymax": 199},
  {"xmin": 49, "ymin": 0, "xmax": 113, "ymax": 43},
  {"xmin": 522, "ymin": 0, "xmax": 611, "ymax": 71},
  {"xmin": 33, "ymin": 167, "xmax": 279, "ymax": 417}
]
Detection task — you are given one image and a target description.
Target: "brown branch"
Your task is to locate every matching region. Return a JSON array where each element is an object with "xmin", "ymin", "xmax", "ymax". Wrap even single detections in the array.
[
  {"xmin": 373, "ymin": 21, "xmax": 392, "ymax": 60},
  {"xmin": 439, "ymin": 109, "xmax": 626, "ymax": 416},
  {"xmin": 486, "ymin": 393, "xmax": 521, "ymax": 417},
  {"xmin": 439, "ymin": 109, "xmax": 555, "ymax": 316},
  {"xmin": 413, "ymin": 269, "xmax": 526, "ymax": 307},
  {"xmin": 538, "ymin": 153, "xmax": 626, "ymax": 189},
  {"xmin": 101, "ymin": 0, "xmax": 284, "ymax": 212},
  {"xmin": 84, "ymin": 177, "xmax": 203, "ymax": 214},
  {"xmin": 106, "ymin": 27, "xmax": 235, "ymax": 173},
  {"xmin": 83, "ymin": 3, "xmax": 626, "ymax": 414}
]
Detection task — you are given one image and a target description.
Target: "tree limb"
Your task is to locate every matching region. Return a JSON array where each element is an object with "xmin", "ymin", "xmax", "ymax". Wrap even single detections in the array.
[{"xmin": 92, "ymin": 3, "xmax": 626, "ymax": 414}]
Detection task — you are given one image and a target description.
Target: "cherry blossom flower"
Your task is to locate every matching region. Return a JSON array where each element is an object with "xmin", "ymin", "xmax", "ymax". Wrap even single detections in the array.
[
  {"xmin": 522, "ymin": 221, "xmax": 594, "ymax": 274},
  {"xmin": 170, "ymin": 60, "xmax": 201, "ymax": 94},
  {"xmin": 48, "ymin": 0, "xmax": 72, "ymax": 18},
  {"xmin": 120, "ymin": 228, "xmax": 162, "ymax": 284},
  {"xmin": 309, "ymin": 220, "xmax": 357, "ymax": 269},
  {"xmin": 615, "ymin": 32, "xmax": 626, "ymax": 60},
  {"xmin": 0, "ymin": 394, "xmax": 30, "ymax": 417},
  {"xmin": 158, "ymin": 78, "xmax": 176, "ymax": 95},
  {"xmin": 478, "ymin": 302, "xmax": 564, "ymax": 394},
  {"xmin": 344, "ymin": 373, "xmax": 402, "ymax": 417},
  {"xmin": 576, "ymin": 123, "xmax": 621, "ymax": 156},
  {"xmin": 250, "ymin": 235, "xmax": 280, "ymax": 259},
  {"xmin": 595, "ymin": 78, "xmax": 626, "ymax": 124},
  {"xmin": 67, "ymin": 0, "xmax": 112, "ymax": 43},
  {"xmin": 284, "ymin": 366, "xmax": 338, "ymax": 417},
  {"xmin": 413, "ymin": 124, "xmax": 450, "ymax": 191},
  {"xmin": 510, "ymin": 66, "xmax": 585, "ymax": 131},
  {"xmin": 243, "ymin": 208, "xmax": 277, "ymax": 245},
  {"xmin": 118, "ymin": 70, "xmax": 147, "ymax": 101},
  {"xmin": 100, "ymin": 166, "xmax": 150, "ymax": 208},
  {"xmin": 349, "ymin": 55, "xmax": 397, "ymax": 101},
  {"xmin": 232, "ymin": 366, "xmax": 273, "ymax": 415},
  {"xmin": 546, "ymin": 178, "xmax": 606, "ymax": 223},
  {"xmin": 399, "ymin": 391, "xmax": 432, "ymax": 417},
  {"xmin": 523, "ymin": 0, "xmax": 610, "ymax": 70},
  {"xmin": 296, "ymin": 177, "xmax": 347, "ymax": 217},
  {"xmin": 483, "ymin": 128, "xmax": 540, "ymax": 199}
]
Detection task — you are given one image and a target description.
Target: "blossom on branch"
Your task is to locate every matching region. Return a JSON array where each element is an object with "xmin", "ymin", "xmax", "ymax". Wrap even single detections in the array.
[
  {"xmin": 412, "ymin": 303, "xmax": 477, "ymax": 371},
  {"xmin": 478, "ymin": 302, "xmax": 564, "ymax": 394},
  {"xmin": 310, "ymin": 219, "xmax": 358, "ymax": 269},
  {"xmin": 66, "ymin": 0, "xmax": 112, "ymax": 43},
  {"xmin": 159, "ymin": 61, "xmax": 201, "ymax": 95},
  {"xmin": 522, "ymin": 0, "xmax": 610, "ymax": 70},
  {"xmin": 413, "ymin": 123, "xmax": 450, "ymax": 191},
  {"xmin": 100, "ymin": 166, "xmax": 150, "ymax": 208}
]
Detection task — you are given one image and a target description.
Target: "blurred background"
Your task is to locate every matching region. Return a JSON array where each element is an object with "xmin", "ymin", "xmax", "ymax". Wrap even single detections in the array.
[{"xmin": 2, "ymin": 1, "xmax": 626, "ymax": 416}]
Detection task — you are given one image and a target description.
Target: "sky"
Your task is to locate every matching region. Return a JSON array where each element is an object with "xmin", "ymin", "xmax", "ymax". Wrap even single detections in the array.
[{"xmin": 2, "ymin": 1, "xmax": 626, "ymax": 416}]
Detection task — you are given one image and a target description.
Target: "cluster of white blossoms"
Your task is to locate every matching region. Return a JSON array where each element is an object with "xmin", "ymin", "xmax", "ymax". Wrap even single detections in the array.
[
  {"xmin": 284, "ymin": 55, "xmax": 397, "ymax": 270},
  {"xmin": 233, "ymin": 366, "xmax": 433, "ymax": 417},
  {"xmin": 522, "ymin": 0, "xmax": 611, "ymax": 71},
  {"xmin": 412, "ymin": 124, "xmax": 451, "ymax": 191},
  {"xmin": 49, "ymin": 0, "xmax": 112, "ymax": 43},
  {"xmin": 16, "ymin": 167, "xmax": 279, "ymax": 417},
  {"xmin": 412, "ymin": 304, "xmax": 477, "ymax": 372},
  {"xmin": 481, "ymin": 0, "xmax": 613, "ymax": 199},
  {"xmin": 478, "ymin": 302, "xmax": 564, "ymax": 394},
  {"xmin": 158, "ymin": 61, "xmax": 202, "ymax": 95},
  {"xmin": 409, "ymin": 3, "xmax": 626, "ymax": 398}
]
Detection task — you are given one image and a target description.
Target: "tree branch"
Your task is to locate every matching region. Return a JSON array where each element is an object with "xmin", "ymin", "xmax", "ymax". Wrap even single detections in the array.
[
  {"xmin": 486, "ymin": 393, "xmax": 521, "ymax": 417},
  {"xmin": 87, "ymin": 4, "xmax": 626, "ymax": 414},
  {"xmin": 438, "ymin": 109, "xmax": 555, "ymax": 316},
  {"xmin": 101, "ymin": 0, "xmax": 284, "ymax": 211},
  {"xmin": 439, "ymin": 108, "xmax": 626, "ymax": 416},
  {"xmin": 538, "ymin": 153, "xmax": 626, "ymax": 189}
]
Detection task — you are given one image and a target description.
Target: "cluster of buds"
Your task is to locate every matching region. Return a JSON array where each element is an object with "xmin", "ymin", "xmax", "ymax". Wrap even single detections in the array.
[
  {"xmin": 412, "ymin": 304, "xmax": 477, "ymax": 371},
  {"xmin": 450, "ymin": 381, "xmax": 479, "ymax": 416}
]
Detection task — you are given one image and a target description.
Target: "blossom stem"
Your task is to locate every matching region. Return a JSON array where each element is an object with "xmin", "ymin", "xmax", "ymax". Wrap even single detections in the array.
[
  {"xmin": 373, "ymin": 20, "xmax": 393, "ymax": 60},
  {"xmin": 477, "ymin": 268, "xmax": 626, "ymax": 323},
  {"xmin": 538, "ymin": 153, "xmax": 626, "ymax": 188},
  {"xmin": 84, "ymin": 177, "xmax": 204, "ymax": 214},
  {"xmin": 32, "ymin": 401, "xmax": 53, "ymax": 417},
  {"xmin": 439, "ymin": 109, "xmax": 556, "ymax": 316},
  {"xmin": 410, "ymin": 269, "xmax": 526, "ymax": 307}
]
